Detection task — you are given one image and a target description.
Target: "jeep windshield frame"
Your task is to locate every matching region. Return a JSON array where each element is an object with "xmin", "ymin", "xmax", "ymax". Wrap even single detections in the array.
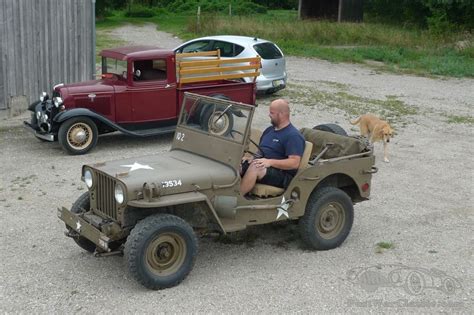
[
  {"xmin": 171, "ymin": 93, "xmax": 255, "ymax": 169},
  {"xmin": 177, "ymin": 93, "xmax": 254, "ymax": 145}
]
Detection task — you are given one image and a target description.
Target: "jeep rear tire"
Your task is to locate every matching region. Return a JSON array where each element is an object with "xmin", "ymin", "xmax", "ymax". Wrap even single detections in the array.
[
  {"xmin": 58, "ymin": 117, "xmax": 98, "ymax": 155},
  {"xmin": 313, "ymin": 123, "xmax": 348, "ymax": 136},
  {"xmin": 69, "ymin": 192, "xmax": 96, "ymax": 253},
  {"xmin": 125, "ymin": 214, "xmax": 198, "ymax": 290},
  {"xmin": 299, "ymin": 187, "xmax": 353, "ymax": 250}
]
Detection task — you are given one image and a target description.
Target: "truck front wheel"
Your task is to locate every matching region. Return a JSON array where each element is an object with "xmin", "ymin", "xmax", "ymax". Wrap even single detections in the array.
[
  {"xmin": 58, "ymin": 117, "xmax": 98, "ymax": 155},
  {"xmin": 68, "ymin": 192, "xmax": 96, "ymax": 253},
  {"xmin": 299, "ymin": 187, "xmax": 353, "ymax": 250},
  {"xmin": 125, "ymin": 214, "xmax": 198, "ymax": 290}
]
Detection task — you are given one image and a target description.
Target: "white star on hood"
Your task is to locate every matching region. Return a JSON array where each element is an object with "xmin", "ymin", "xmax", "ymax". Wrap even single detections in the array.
[
  {"xmin": 120, "ymin": 162, "xmax": 154, "ymax": 172},
  {"xmin": 276, "ymin": 196, "xmax": 290, "ymax": 219},
  {"xmin": 76, "ymin": 221, "xmax": 82, "ymax": 232}
]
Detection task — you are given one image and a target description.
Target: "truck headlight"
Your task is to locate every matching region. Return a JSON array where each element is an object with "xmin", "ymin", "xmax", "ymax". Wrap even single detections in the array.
[
  {"xmin": 40, "ymin": 92, "xmax": 48, "ymax": 102},
  {"xmin": 53, "ymin": 97, "xmax": 63, "ymax": 108},
  {"xmin": 84, "ymin": 169, "xmax": 93, "ymax": 188},
  {"xmin": 114, "ymin": 183, "xmax": 125, "ymax": 204}
]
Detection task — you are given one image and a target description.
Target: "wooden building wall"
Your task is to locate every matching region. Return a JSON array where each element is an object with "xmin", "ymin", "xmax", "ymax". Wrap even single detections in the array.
[{"xmin": 0, "ymin": 0, "xmax": 94, "ymax": 118}]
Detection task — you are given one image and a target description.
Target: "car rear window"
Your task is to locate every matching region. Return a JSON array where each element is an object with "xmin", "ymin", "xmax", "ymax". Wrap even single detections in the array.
[
  {"xmin": 253, "ymin": 43, "xmax": 283, "ymax": 60},
  {"xmin": 212, "ymin": 41, "xmax": 245, "ymax": 57}
]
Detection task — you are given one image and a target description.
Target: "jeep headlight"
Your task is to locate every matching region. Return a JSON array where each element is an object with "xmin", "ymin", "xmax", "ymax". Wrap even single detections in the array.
[
  {"xmin": 114, "ymin": 183, "xmax": 125, "ymax": 204},
  {"xmin": 53, "ymin": 97, "xmax": 63, "ymax": 108},
  {"xmin": 40, "ymin": 92, "xmax": 48, "ymax": 102},
  {"xmin": 84, "ymin": 169, "xmax": 93, "ymax": 188}
]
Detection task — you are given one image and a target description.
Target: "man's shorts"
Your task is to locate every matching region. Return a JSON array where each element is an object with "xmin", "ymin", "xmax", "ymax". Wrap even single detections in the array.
[
  {"xmin": 258, "ymin": 167, "xmax": 294, "ymax": 188},
  {"xmin": 241, "ymin": 161, "xmax": 293, "ymax": 189}
]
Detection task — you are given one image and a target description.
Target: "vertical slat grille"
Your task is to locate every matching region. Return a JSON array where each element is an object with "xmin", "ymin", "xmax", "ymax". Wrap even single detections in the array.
[{"xmin": 94, "ymin": 172, "xmax": 118, "ymax": 220}]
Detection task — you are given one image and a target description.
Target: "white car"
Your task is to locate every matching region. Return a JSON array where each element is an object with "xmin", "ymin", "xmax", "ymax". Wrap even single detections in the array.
[{"xmin": 175, "ymin": 35, "xmax": 287, "ymax": 94}]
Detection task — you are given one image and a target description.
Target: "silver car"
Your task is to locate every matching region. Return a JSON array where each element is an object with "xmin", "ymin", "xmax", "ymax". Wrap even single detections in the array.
[{"xmin": 175, "ymin": 35, "xmax": 287, "ymax": 94}]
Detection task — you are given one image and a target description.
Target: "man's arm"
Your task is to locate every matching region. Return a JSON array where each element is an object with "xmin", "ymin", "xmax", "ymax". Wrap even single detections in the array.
[{"xmin": 252, "ymin": 155, "xmax": 301, "ymax": 170}]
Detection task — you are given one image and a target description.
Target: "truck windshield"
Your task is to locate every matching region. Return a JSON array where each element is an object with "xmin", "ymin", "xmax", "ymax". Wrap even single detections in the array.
[
  {"xmin": 179, "ymin": 94, "xmax": 252, "ymax": 144},
  {"xmin": 102, "ymin": 57, "xmax": 128, "ymax": 78}
]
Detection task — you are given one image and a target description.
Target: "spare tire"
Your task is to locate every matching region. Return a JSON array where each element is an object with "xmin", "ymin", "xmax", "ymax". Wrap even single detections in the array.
[{"xmin": 313, "ymin": 123, "xmax": 347, "ymax": 136}]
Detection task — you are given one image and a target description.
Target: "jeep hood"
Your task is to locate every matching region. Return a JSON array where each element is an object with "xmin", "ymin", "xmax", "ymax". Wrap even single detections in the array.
[{"xmin": 87, "ymin": 149, "xmax": 236, "ymax": 196}]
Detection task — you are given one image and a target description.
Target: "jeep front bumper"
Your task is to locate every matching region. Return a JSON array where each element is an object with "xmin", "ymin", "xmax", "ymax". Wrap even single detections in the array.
[{"xmin": 58, "ymin": 207, "xmax": 111, "ymax": 252}]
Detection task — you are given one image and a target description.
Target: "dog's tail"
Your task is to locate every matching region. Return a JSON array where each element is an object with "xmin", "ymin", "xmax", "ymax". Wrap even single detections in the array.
[{"xmin": 350, "ymin": 116, "xmax": 361, "ymax": 125}]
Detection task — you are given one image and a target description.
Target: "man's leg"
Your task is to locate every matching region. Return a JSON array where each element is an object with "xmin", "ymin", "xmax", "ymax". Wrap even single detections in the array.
[{"xmin": 240, "ymin": 163, "xmax": 266, "ymax": 195}]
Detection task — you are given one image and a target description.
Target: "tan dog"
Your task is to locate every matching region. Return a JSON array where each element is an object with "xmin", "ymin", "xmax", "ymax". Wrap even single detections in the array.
[{"xmin": 351, "ymin": 114, "xmax": 394, "ymax": 162}]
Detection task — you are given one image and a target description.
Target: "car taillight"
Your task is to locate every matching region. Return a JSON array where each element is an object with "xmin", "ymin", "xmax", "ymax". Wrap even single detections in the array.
[
  {"xmin": 361, "ymin": 183, "xmax": 369, "ymax": 192},
  {"xmin": 250, "ymin": 60, "xmax": 262, "ymax": 68}
]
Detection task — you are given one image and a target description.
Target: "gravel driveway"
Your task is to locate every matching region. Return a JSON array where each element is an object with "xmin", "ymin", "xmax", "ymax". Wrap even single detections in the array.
[{"xmin": 1, "ymin": 23, "xmax": 472, "ymax": 313}]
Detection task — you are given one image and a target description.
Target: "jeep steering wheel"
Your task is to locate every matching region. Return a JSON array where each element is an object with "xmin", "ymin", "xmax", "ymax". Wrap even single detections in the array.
[{"xmin": 230, "ymin": 129, "xmax": 265, "ymax": 158}]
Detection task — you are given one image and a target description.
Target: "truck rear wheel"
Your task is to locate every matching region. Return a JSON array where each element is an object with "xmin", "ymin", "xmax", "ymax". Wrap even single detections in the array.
[
  {"xmin": 299, "ymin": 187, "xmax": 353, "ymax": 250},
  {"xmin": 69, "ymin": 192, "xmax": 96, "ymax": 253},
  {"xmin": 58, "ymin": 117, "xmax": 98, "ymax": 155},
  {"xmin": 125, "ymin": 214, "xmax": 198, "ymax": 290},
  {"xmin": 200, "ymin": 106, "xmax": 234, "ymax": 136},
  {"xmin": 313, "ymin": 123, "xmax": 348, "ymax": 136}
]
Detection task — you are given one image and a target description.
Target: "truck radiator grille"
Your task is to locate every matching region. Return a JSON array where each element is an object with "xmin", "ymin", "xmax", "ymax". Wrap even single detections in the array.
[{"xmin": 94, "ymin": 172, "xmax": 118, "ymax": 220}]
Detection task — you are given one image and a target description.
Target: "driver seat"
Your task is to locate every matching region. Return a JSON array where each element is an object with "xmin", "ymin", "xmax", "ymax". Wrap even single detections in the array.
[{"xmin": 250, "ymin": 140, "xmax": 313, "ymax": 197}]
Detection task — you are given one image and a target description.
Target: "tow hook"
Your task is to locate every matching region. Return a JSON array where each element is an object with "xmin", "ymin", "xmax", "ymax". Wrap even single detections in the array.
[
  {"xmin": 65, "ymin": 230, "xmax": 79, "ymax": 238},
  {"xmin": 94, "ymin": 249, "xmax": 123, "ymax": 257}
]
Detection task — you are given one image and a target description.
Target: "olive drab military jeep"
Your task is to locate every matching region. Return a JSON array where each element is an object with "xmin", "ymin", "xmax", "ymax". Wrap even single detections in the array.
[{"xmin": 58, "ymin": 92, "xmax": 377, "ymax": 290}]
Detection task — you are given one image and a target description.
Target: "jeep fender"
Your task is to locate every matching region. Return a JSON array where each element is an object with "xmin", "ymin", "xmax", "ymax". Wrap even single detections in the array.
[{"xmin": 127, "ymin": 191, "xmax": 226, "ymax": 233}]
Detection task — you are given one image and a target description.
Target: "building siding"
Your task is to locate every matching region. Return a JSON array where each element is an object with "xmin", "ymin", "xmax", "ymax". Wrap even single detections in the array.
[{"xmin": 0, "ymin": 0, "xmax": 94, "ymax": 117}]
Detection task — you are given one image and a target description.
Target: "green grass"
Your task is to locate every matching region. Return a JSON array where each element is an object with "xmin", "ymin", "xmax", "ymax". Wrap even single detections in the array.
[
  {"xmin": 96, "ymin": 9, "xmax": 474, "ymax": 77},
  {"xmin": 375, "ymin": 241, "xmax": 394, "ymax": 253},
  {"xmin": 446, "ymin": 115, "xmax": 474, "ymax": 125},
  {"xmin": 280, "ymin": 82, "xmax": 417, "ymax": 125}
]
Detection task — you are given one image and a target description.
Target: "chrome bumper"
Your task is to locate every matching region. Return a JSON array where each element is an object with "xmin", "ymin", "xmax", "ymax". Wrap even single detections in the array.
[{"xmin": 23, "ymin": 121, "xmax": 54, "ymax": 141}]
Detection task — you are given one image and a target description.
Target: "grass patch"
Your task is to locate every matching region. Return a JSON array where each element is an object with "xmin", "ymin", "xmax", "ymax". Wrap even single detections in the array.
[
  {"xmin": 446, "ymin": 115, "xmax": 474, "ymax": 125},
  {"xmin": 97, "ymin": 9, "xmax": 473, "ymax": 77},
  {"xmin": 375, "ymin": 241, "xmax": 394, "ymax": 253},
  {"xmin": 281, "ymin": 82, "xmax": 417, "ymax": 125}
]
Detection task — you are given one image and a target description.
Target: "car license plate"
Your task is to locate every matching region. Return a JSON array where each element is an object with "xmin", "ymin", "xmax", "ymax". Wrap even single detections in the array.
[{"xmin": 272, "ymin": 79, "xmax": 284, "ymax": 87}]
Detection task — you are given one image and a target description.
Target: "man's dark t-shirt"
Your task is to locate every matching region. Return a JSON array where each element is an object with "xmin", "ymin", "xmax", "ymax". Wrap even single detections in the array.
[{"xmin": 259, "ymin": 123, "xmax": 305, "ymax": 177}]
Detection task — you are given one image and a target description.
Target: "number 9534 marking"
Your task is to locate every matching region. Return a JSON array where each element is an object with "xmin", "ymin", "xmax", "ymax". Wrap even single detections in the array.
[{"xmin": 161, "ymin": 179, "xmax": 182, "ymax": 188}]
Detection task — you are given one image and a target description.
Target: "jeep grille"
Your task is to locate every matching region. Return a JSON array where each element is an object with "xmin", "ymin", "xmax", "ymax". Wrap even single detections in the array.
[{"xmin": 94, "ymin": 171, "xmax": 118, "ymax": 220}]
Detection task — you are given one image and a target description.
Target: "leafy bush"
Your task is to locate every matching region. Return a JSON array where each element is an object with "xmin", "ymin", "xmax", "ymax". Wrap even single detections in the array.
[
  {"xmin": 166, "ymin": 0, "xmax": 266, "ymax": 15},
  {"xmin": 124, "ymin": 4, "xmax": 156, "ymax": 18}
]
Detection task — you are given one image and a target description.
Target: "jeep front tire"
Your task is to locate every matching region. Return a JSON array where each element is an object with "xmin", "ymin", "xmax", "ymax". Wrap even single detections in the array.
[
  {"xmin": 69, "ymin": 192, "xmax": 97, "ymax": 253},
  {"xmin": 125, "ymin": 214, "xmax": 198, "ymax": 290},
  {"xmin": 58, "ymin": 117, "xmax": 98, "ymax": 155},
  {"xmin": 299, "ymin": 187, "xmax": 354, "ymax": 250}
]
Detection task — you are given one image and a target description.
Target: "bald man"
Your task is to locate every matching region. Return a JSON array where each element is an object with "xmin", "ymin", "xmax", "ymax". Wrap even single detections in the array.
[{"xmin": 240, "ymin": 99, "xmax": 305, "ymax": 196}]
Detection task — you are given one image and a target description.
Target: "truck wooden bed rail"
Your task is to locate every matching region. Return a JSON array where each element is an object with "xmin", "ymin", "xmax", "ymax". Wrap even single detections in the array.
[{"xmin": 176, "ymin": 50, "xmax": 261, "ymax": 85}]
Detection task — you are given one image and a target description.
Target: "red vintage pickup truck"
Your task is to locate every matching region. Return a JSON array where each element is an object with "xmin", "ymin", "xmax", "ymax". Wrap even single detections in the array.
[{"xmin": 24, "ymin": 46, "xmax": 259, "ymax": 155}]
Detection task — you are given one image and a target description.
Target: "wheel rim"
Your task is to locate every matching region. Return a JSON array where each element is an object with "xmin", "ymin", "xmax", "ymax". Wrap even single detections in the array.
[
  {"xmin": 146, "ymin": 233, "xmax": 186, "ymax": 276},
  {"xmin": 407, "ymin": 272, "xmax": 423, "ymax": 294},
  {"xmin": 208, "ymin": 111, "xmax": 230, "ymax": 136},
  {"xmin": 67, "ymin": 122, "xmax": 93, "ymax": 150},
  {"xmin": 316, "ymin": 201, "xmax": 346, "ymax": 239}
]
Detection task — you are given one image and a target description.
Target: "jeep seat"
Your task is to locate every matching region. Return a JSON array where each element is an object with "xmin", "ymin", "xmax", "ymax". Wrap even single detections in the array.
[{"xmin": 251, "ymin": 141, "xmax": 313, "ymax": 197}]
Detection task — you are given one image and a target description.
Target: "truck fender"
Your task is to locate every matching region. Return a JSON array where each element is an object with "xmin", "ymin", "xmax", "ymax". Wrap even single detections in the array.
[
  {"xmin": 53, "ymin": 108, "xmax": 111, "ymax": 125},
  {"xmin": 53, "ymin": 108, "xmax": 138, "ymax": 136},
  {"xmin": 28, "ymin": 100, "xmax": 41, "ymax": 111},
  {"xmin": 127, "ymin": 191, "xmax": 226, "ymax": 234}
]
